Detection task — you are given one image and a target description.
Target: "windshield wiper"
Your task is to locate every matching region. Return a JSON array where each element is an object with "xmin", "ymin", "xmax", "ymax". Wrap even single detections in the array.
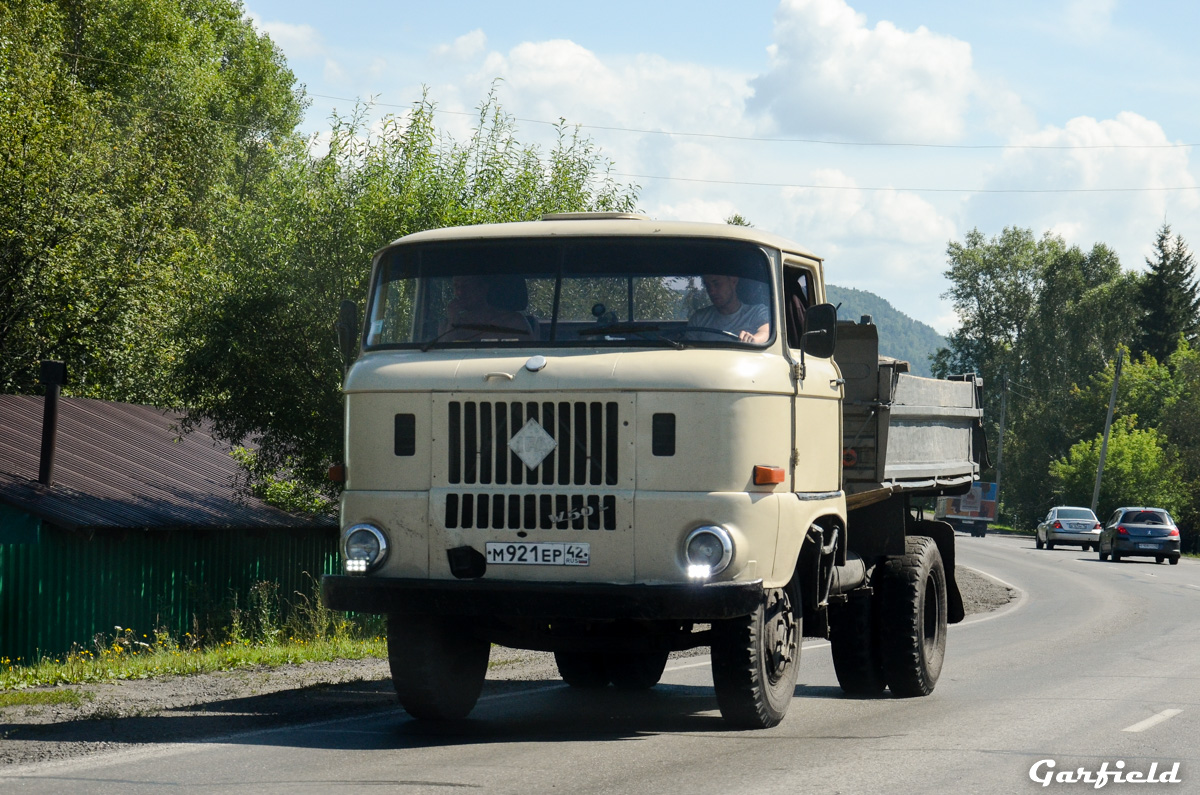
[{"xmin": 576, "ymin": 322, "xmax": 685, "ymax": 349}]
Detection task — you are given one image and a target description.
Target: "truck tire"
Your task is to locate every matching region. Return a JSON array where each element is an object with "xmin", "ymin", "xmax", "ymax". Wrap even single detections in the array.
[
  {"xmin": 877, "ymin": 536, "xmax": 947, "ymax": 698},
  {"xmin": 608, "ymin": 651, "xmax": 670, "ymax": 690},
  {"xmin": 387, "ymin": 614, "xmax": 489, "ymax": 720},
  {"xmin": 828, "ymin": 590, "xmax": 886, "ymax": 696},
  {"xmin": 554, "ymin": 652, "xmax": 611, "ymax": 688},
  {"xmin": 710, "ymin": 582, "xmax": 800, "ymax": 729}
]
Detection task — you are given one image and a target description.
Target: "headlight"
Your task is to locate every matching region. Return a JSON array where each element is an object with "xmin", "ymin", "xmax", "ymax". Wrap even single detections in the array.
[
  {"xmin": 684, "ymin": 525, "xmax": 733, "ymax": 579},
  {"xmin": 342, "ymin": 523, "xmax": 388, "ymax": 574}
]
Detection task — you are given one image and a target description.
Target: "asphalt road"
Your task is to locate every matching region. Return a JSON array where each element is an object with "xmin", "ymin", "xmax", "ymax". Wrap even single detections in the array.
[{"xmin": 3, "ymin": 534, "xmax": 1198, "ymax": 794}]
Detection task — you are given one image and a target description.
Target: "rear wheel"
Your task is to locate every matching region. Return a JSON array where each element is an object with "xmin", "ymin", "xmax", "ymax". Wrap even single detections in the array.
[
  {"xmin": 878, "ymin": 536, "xmax": 947, "ymax": 698},
  {"xmin": 1112, "ymin": 549, "xmax": 1122, "ymax": 562},
  {"xmin": 829, "ymin": 590, "xmax": 886, "ymax": 696},
  {"xmin": 1170, "ymin": 554, "xmax": 1180, "ymax": 565},
  {"xmin": 607, "ymin": 651, "xmax": 670, "ymax": 690},
  {"xmin": 1046, "ymin": 540, "xmax": 1055, "ymax": 550},
  {"xmin": 711, "ymin": 582, "xmax": 801, "ymax": 728},
  {"xmin": 554, "ymin": 652, "xmax": 611, "ymax": 688},
  {"xmin": 387, "ymin": 614, "xmax": 489, "ymax": 720},
  {"xmin": 1035, "ymin": 536, "xmax": 1044, "ymax": 550},
  {"xmin": 1099, "ymin": 545, "xmax": 1109, "ymax": 561},
  {"xmin": 1156, "ymin": 555, "xmax": 1165, "ymax": 564}
]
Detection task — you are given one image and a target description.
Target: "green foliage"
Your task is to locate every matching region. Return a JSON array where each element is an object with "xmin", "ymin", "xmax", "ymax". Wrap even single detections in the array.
[
  {"xmin": 176, "ymin": 93, "xmax": 639, "ymax": 499},
  {"xmin": 825, "ymin": 285, "xmax": 945, "ymax": 377},
  {"xmin": 0, "ymin": 0, "xmax": 302, "ymax": 401},
  {"xmin": 934, "ymin": 227, "xmax": 1139, "ymax": 525},
  {"xmin": 725, "ymin": 213, "xmax": 753, "ymax": 227},
  {"xmin": 1134, "ymin": 224, "xmax": 1199, "ymax": 362},
  {"xmin": 1048, "ymin": 417, "xmax": 1186, "ymax": 520}
]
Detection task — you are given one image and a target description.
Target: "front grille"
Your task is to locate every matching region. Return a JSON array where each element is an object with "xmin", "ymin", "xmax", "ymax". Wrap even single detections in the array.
[
  {"xmin": 448, "ymin": 400, "xmax": 619, "ymax": 486},
  {"xmin": 446, "ymin": 493, "xmax": 617, "ymax": 531}
]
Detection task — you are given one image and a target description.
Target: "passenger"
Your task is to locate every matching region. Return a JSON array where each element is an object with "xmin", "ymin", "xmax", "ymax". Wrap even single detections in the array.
[
  {"xmin": 440, "ymin": 275, "xmax": 534, "ymax": 340},
  {"xmin": 688, "ymin": 274, "xmax": 770, "ymax": 343}
]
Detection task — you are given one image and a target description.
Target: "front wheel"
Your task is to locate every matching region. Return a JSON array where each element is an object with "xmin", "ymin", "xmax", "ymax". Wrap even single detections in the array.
[
  {"xmin": 387, "ymin": 614, "xmax": 490, "ymax": 720},
  {"xmin": 877, "ymin": 536, "xmax": 947, "ymax": 698},
  {"xmin": 711, "ymin": 583, "xmax": 801, "ymax": 729}
]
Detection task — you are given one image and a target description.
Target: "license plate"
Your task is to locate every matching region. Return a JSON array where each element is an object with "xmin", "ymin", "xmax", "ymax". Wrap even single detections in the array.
[
  {"xmin": 1137, "ymin": 543, "xmax": 1158, "ymax": 549},
  {"xmin": 485, "ymin": 541, "xmax": 590, "ymax": 566}
]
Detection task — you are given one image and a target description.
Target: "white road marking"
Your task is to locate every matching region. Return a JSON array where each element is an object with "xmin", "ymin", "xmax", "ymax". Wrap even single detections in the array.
[
  {"xmin": 1122, "ymin": 709, "xmax": 1183, "ymax": 733},
  {"xmin": 1186, "ymin": 584, "xmax": 1200, "ymax": 590}
]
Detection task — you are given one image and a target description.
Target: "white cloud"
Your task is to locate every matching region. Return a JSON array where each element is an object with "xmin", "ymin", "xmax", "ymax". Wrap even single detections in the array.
[
  {"xmin": 434, "ymin": 29, "xmax": 487, "ymax": 60},
  {"xmin": 1063, "ymin": 0, "xmax": 1116, "ymax": 40},
  {"xmin": 249, "ymin": 16, "xmax": 325, "ymax": 58},
  {"xmin": 971, "ymin": 112, "xmax": 1199, "ymax": 270},
  {"xmin": 748, "ymin": 0, "xmax": 981, "ymax": 141}
]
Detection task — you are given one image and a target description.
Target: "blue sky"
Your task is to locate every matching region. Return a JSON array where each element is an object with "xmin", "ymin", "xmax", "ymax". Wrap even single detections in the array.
[{"xmin": 244, "ymin": 0, "xmax": 1200, "ymax": 333}]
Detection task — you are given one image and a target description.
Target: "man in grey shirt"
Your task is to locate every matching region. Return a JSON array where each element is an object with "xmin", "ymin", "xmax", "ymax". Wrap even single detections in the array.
[{"xmin": 688, "ymin": 274, "xmax": 770, "ymax": 343}]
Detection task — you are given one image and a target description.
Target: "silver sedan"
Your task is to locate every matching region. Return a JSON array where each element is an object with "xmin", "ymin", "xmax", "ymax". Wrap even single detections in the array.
[{"xmin": 1036, "ymin": 506, "xmax": 1102, "ymax": 551}]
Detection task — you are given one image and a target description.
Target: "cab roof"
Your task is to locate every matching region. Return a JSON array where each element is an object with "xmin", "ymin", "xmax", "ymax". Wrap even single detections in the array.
[{"xmin": 380, "ymin": 213, "xmax": 822, "ymax": 264}]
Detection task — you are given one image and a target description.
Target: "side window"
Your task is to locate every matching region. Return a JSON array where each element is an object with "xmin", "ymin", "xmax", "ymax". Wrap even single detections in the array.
[{"xmin": 783, "ymin": 265, "xmax": 813, "ymax": 349}]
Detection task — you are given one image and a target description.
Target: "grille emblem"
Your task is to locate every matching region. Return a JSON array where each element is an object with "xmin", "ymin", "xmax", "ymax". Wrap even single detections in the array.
[{"xmin": 509, "ymin": 418, "xmax": 557, "ymax": 470}]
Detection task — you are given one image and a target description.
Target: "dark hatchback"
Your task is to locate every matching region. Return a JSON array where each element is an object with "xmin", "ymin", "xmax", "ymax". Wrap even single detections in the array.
[{"xmin": 1099, "ymin": 507, "xmax": 1181, "ymax": 565}]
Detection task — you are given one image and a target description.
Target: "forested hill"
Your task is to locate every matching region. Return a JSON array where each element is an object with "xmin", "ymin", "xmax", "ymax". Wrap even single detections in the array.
[{"xmin": 825, "ymin": 285, "xmax": 946, "ymax": 377}]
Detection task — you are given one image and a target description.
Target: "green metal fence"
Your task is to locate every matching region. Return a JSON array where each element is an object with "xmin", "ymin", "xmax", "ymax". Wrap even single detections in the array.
[{"xmin": 0, "ymin": 520, "xmax": 339, "ymax": 662}]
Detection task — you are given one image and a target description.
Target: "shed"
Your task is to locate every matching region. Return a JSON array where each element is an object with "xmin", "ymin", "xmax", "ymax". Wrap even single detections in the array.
[{"xmin": 0, "ymin": 394, "xmax": 338, "ymax": 662}]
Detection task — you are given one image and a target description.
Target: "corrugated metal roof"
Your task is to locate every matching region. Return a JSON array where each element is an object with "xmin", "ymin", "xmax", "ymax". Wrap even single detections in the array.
[{"xmin": 0, "ymin": 395, "xmax": 335, "ymax": 531}]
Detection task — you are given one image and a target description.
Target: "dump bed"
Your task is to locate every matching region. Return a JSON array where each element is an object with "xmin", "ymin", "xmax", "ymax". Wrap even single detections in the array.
[{"xmin": 834, "ymin": 319, "xmax": 983, "ymax": 509}]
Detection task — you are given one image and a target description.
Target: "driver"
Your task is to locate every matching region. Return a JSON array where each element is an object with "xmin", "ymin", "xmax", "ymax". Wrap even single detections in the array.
[
  {"xmin": 440, "ymin": 275, "xmax": 534, "ymax": 340},
  {"xmin": 688, "ymin": 274, "xmax": 770, "ymax": 343}
]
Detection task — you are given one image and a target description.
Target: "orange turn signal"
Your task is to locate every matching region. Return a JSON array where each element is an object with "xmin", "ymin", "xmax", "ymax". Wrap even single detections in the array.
[{"xmin": 753, "ymin": 465, "xmax": 786, "ymax": 485}]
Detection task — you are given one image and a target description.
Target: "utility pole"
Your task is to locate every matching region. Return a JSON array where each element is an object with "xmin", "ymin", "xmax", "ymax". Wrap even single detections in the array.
[
  {"xmin": 995, "ymin": 374, "xmax": 1007, "ymax": 524},
  {"xmin": 1091, "ymin": 348, "xmax": 1124, "ymax": 515}
]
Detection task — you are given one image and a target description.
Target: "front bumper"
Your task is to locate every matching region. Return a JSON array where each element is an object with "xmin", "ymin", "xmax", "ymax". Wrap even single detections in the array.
[{"xmin": 322, "ymin": 575, "xmax": 765, "ymax": 620}]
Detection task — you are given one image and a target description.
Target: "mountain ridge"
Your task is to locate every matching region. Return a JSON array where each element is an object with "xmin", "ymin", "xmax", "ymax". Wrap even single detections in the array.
[{"xmin": 825, "ymin": 284, "xmax": 945, "ymax": 377}]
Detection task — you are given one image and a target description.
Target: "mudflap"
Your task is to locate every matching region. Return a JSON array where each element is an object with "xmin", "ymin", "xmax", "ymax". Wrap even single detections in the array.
[{"xmin": 908, "ymin": 519, "xmax": 965, "ymax": 624}]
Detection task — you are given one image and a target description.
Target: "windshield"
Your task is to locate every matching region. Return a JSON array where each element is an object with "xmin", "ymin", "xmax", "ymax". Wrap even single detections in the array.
[
  {"xmin": 1057, "ymin": 508, "xmax": 1096, "ymax": 520},
  {"xmin": 364, "ymin": 237, "xmax": 775, "ymax": 350}
]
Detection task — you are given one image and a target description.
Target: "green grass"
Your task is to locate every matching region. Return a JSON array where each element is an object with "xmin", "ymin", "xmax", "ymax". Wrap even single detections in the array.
[
  {"xmin": 0, "ymin": 634, "xmax": 386, "ymax": 691},
  {"xmin": 0, "ymin": 689, "xmax": 90, "ymax": 708}
]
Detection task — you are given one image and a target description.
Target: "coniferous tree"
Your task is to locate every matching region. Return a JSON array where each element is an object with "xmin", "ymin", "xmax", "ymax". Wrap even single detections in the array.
[{"xmin": 1135, "ymin": 224, "xmax": 1200, "ymax": 362}]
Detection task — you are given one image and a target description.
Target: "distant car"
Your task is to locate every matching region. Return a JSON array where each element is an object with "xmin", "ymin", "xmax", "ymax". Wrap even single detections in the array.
[
  {"xmin": 1036, "ymin": 506, "xmax": 1102, "ymax": 551},
  {"xmin": 1099, "ymin": 507, "xmax": 1181, "ymax": 565}
]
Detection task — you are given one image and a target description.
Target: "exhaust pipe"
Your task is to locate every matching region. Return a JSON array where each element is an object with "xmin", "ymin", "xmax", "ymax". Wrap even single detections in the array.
[{"xmin": 38, "ymin": 360, "xmax": 66, "ymax": 486}]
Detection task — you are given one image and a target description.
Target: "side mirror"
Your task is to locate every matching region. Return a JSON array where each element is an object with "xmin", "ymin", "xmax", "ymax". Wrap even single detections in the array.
[
  {"xmin": 802, "ymin": 303, "xmax": 837, "ymax": 358},
  {"xmin": 336, "ymin": 299, "xmax": 359, "ymax": 370}
]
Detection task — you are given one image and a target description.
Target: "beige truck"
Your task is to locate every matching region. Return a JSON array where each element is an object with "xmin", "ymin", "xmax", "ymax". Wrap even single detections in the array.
[{"xmin": 322, "ymin": 213, "xmax": 984, "ymax": 729}]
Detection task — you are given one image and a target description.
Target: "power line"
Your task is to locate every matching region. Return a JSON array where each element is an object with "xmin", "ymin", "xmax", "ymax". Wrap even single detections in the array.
[
  {"xmin": 307, "ymin": 92, "xmax": 1197, "ymax": 151},
  {"xmin": 611, "ymin": 172, "xmax": 1200, "ymax": 195}
]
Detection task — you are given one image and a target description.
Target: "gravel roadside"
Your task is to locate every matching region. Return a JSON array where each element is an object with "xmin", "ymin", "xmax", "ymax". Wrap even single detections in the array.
[{"xmin": 0, "ymin": 566, "xmax": 1015, "ymax": 767}]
